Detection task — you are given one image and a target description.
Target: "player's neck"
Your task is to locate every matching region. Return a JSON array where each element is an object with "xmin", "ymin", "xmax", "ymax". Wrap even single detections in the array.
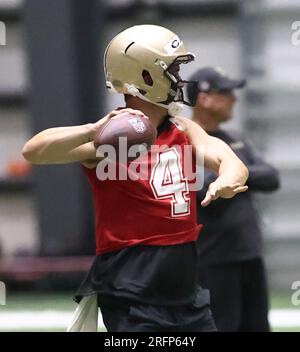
[{"xmin": 125, "ymin": 96, "xmax": 168, "ymax": 128}]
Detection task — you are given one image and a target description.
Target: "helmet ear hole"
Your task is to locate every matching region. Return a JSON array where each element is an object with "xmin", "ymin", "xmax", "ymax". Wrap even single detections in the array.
[{"xmin": 142, "ymin": 70, "xmax": 153, "ymax": 87}]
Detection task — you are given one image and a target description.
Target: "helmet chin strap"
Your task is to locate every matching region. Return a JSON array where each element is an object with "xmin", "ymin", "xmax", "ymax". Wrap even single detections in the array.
[{"xmin": 124, "ymin": 83, "xmax": 183, "ymax": 116}]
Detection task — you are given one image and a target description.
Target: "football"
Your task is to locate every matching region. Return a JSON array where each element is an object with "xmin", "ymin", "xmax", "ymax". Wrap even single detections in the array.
[{"xmin": 94, "ymin": 112, "xmax": 157, "ymax": 161}]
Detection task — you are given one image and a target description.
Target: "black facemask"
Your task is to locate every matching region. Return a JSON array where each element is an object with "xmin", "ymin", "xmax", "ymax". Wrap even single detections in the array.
[{"xmin": 160, "ymin": 54, "xmax": 196, "ymax": 106}]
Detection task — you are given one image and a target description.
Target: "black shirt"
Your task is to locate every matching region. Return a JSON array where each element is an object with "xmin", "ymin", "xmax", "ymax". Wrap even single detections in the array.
[{"xmin": 196, "ymin": 129, "xmax": 280, "ymax": 266}]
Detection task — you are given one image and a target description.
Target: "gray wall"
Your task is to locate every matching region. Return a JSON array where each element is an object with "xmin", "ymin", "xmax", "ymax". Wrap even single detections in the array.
[{"xmin": 0, "ymin": 8, "xmax": 39, "ymax": 255}]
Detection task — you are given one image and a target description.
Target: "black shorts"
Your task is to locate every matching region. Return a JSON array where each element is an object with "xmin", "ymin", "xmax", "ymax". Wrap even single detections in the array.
[
  {"xmin": 99, "ymin": 287, "xmax": 217, "ymax": 332},
  {"xmin": 198, "ymin": 257, "xmax": 270, "ymax": 332},
  {"xmin": 75, "ymin": 243, "xmax": 217, "ymax": 332}
]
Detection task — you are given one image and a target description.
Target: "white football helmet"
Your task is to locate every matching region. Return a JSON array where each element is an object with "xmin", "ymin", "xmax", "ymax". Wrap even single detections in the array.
[{"xmin": 104, "ymin": 24, "xmax": 195, "ymax": 115}]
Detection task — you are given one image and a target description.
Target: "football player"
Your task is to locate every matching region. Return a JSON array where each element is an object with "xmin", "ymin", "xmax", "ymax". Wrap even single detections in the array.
[{"xmin": 23, "ymin": 25, "xmax": 248, "ymax": 332}]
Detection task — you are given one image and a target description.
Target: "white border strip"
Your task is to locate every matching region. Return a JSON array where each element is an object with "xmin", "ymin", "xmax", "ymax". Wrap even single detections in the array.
[{"xmin": 0, "ymin": 309, "xmax": 299, "ymax": 330}]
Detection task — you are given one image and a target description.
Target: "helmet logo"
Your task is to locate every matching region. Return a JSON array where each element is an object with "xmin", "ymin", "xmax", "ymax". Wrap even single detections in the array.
[
  {"xmin": 164, "ymin": 36, "xmax": 183, "ymax": 55},
  {"xmin": 171, "ymin": 39, "xmax": 180, "ymax": 48}
]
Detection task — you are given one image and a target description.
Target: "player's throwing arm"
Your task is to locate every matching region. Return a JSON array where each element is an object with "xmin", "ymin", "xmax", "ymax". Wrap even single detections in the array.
[{"xmin": 170, "ymin": 116, "xmax": 249, "ymax": 207}]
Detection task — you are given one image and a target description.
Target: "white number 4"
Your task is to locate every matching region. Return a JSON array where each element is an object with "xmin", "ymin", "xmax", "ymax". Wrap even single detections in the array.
[{"xmin": 150, "ymin": 148, "xmax": 190, "ymax": 217}]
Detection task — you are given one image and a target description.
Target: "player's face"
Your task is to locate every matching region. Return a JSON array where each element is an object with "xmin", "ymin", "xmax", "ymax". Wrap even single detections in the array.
[
  {"xmin": 168, "ymin": 63, "xmax": 183, "ymax": 86},
  {"xmin": 209, "ymin": 90, "xmax": 236, "ymax": 122}
]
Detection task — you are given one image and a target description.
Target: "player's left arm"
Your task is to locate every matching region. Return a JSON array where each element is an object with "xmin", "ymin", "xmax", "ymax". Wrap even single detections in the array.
[{"xmin": 170, "ymin": 116, "xmax": 249, "ymax": 207}]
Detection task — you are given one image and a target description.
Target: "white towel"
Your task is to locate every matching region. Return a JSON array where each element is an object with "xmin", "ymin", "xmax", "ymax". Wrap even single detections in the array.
[{"xmin": 67, "ymin": 294, "xmax": 98, "ymax": 332}]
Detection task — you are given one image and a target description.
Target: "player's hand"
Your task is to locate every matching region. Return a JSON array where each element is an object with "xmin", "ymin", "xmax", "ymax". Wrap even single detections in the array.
[
  {"xmin": 93, "ymin": 108, "xmax": 146, "ymax": 129},
  {"xmin": 201, "ymin": 182, "xmax": 248, "ymax": 207},
  {"xmin": 90, "ymin": 108, "xmax": 146, "ymax": 137},
  {"xmin": 169, "ymin": 116, "xmax": 190, "ymax": 132}
]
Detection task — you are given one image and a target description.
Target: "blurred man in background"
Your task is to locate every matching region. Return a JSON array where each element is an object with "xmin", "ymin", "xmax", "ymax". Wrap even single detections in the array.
[{"xmin": 187, "ymin": 67, "xmax": 280, "ymax": 332}]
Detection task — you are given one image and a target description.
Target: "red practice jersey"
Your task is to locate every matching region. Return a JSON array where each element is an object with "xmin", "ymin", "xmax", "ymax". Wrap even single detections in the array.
[{"xmin": 82, "ymin": 117, "xmax": 202, "ymax": 255}]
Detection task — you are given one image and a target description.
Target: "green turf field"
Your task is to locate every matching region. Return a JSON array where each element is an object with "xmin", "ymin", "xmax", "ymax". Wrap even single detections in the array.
[{"xmin": 0, "ymin": 291, "xmax": 299, "ymax": 332}]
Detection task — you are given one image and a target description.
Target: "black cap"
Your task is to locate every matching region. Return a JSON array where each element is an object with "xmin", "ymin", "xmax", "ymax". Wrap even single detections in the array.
[{"xmin": 187, "ymin": 67, "xmax": 246, "ymax": 106}]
